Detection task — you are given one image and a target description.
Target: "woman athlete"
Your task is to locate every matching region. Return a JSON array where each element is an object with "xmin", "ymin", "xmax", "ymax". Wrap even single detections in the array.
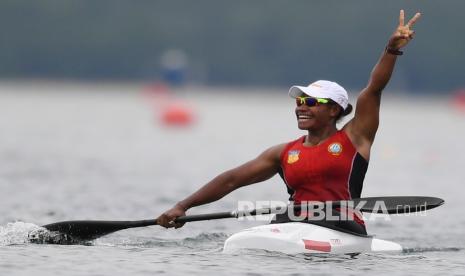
[{"xmin": 156, "ymin": 10, "xmax": 421, "ymax": 234}]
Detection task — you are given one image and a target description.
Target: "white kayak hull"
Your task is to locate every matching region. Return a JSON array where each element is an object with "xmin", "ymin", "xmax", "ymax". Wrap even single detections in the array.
[{"xmin": 223, "ymin": 222, "xmax": 402, "ymax": 255}]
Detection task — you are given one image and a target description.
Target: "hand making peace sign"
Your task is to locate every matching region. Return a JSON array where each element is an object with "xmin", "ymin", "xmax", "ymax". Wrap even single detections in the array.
[{"xmin": 388, "ymin": 10, "xmax": 421, "ymax": 50}]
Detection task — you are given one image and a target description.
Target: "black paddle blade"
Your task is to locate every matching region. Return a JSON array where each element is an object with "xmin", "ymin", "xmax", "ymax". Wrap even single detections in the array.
[
  {"xmin": 42, "ymin": 219, "xmax": 157, "ymax": 241},
  {"xmin": 352, "ymin": 196, "xmax": 445, "ymax": 214}
]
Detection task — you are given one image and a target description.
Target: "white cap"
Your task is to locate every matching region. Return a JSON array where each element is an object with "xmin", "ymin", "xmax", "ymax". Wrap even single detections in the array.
[{"xmin": 288, "ymin": 80, "xmax": 349, "ymax": 110}]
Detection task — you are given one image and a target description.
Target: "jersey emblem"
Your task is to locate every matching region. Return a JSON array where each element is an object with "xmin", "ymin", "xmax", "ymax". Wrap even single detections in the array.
[
  {"xmin": 328, "ymin": 143, "xmax": 343, "ymax": 155},
  {"xmin": 287, "ymin": 150, "xmax": 300, "ymax": 164}
]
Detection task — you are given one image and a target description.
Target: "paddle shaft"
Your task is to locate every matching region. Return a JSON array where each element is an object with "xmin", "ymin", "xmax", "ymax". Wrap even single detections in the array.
[
  {"xmin": 41, "ymin": 196, "xmax": 444, "ymax": 241},
  {"xmin": 112, "ymin": 211, "xmax": 237, "ymax": 226}
]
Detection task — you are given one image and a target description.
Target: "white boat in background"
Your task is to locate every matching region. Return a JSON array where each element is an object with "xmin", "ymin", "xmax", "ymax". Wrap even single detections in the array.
[{"xmin": 223, "ymin": 222, "xmax": 402, "ymax": 255}]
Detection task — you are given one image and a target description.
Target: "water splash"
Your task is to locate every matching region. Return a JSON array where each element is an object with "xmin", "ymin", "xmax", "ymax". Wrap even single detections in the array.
[
  {"xmin": 0, "ymin": 221, "xmax": 42, "ymax": 245},
  {"xmin": 28, "ymin": 227, "xmax": 92, "ymax": 245},
  {"xmin": 0, "ymin": 221, "xmax": 95, "ymax": 245}
]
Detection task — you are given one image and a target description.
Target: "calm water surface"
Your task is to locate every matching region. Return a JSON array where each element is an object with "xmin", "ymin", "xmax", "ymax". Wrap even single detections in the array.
[{"xmin": 0, "ymin": 83, "xmax": 464, "ymax": 275}]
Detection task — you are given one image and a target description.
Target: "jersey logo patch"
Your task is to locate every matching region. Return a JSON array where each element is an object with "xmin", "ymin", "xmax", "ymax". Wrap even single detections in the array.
[
  {"xmin": 287, "ymin": 150, "xmax": 300, "ymax": 164},
  {"xmin": 328, "ymin": 143, "xmax": 343, "ymax": 155}
]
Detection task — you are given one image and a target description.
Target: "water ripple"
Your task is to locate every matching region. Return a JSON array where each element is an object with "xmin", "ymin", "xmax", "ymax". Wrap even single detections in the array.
[{"xmin": 403, "ymin": 247, "xmax": 463, "ymax": 253}]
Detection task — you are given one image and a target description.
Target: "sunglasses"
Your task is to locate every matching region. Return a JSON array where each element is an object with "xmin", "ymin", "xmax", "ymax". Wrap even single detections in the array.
[{"xmin": 296, "ymin": 96, "xmax": 330, "ymax": 107}]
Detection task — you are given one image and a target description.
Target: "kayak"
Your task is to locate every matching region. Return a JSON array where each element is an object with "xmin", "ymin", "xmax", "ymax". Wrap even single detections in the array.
[{"xmin": 223, "ymin": 222, "xmax": 402, "ymax": 254}]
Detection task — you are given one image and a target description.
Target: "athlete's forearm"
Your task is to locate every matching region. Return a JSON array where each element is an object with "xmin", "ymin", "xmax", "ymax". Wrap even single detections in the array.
[
  {"xmin": 177, "ymin": 170, "xmax": 239, "ymax": 211},
  {"xmin": 366, "ymin": 49, "xmax": 398, "ymax": 94}
]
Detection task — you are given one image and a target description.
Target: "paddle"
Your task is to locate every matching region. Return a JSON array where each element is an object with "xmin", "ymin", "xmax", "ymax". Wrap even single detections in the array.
[{"xmin": 41, "ymin": 196, "xmax": 444, "ymax": 241}]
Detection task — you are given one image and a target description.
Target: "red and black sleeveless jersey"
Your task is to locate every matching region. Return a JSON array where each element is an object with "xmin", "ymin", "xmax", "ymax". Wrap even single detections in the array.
[{"xmin": 278, "ymin": 130, "xmax": 368, "ymax": 203}]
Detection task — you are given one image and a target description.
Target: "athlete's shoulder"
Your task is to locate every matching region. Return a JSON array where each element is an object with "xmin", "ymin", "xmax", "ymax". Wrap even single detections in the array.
[
  {"xmin": 265, "ymin": 143, "xmax": 287, "ymax": 157},
  {"xmin": 261, "ymin": 136, "xmax": 305, "ymax": 162},
  {"xmin": 269, "ymin": 136, "xmax": 304, "ymax": 162},
  {"xmin": 341, "ymin": 121, "xmax": 372, "ymax": 161}
]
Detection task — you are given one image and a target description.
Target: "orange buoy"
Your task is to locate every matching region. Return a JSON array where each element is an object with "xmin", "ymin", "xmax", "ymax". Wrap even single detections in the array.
[{"xmin": 160, "ymin": 101, "xmax": 195, "ymax": 126}]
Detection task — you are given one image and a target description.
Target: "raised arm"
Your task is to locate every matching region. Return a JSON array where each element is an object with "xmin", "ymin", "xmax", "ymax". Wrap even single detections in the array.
[
  {"xmin": 156, "ymin": 143, "xmax": 285, "ymax": 228},
  {"xmin": 344, "ymin": 10, "xmax": 421, "ymax": 159}
]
